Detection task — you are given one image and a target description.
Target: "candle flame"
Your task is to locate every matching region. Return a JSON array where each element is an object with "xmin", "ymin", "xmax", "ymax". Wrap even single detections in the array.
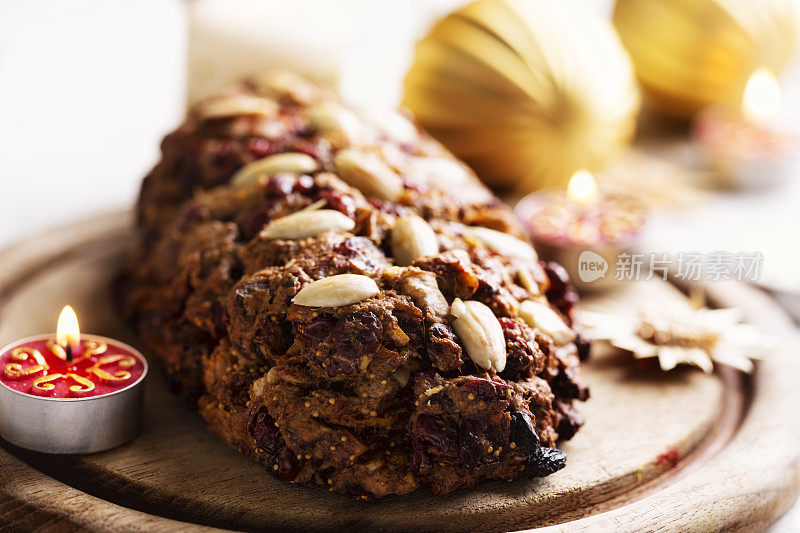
[
  {"xmin": 567, "ymin": 170, "xmax": 599, "ymax": 204},
  {"xmin": 56, "ymin": 305, "xmax": 80, "ymax": 350},
  {"xmin": 742, "ymin": 68, "xmax": 780, "ymax": 123}
]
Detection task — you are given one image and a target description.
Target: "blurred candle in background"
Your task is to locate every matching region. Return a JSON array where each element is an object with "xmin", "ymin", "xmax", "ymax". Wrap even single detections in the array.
[
  {"xmin": 515, "ymin": 170, "xmax": 647, "ymax": 291},
  {"xmin": 692, "ymin": 68, "xmax": 799, "ymax": 189}
]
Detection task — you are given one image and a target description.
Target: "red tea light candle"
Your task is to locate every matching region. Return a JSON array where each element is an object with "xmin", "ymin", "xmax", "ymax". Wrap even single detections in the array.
[
  {"xmin": 692, "ymin": 68, "xmax": 799, "ymax": 189},
  {"xmin": 515, "ymin": 170, "xmax": 647, "ymax": 290},
  {"xmin": 0, "ymin": 306, "xmax": 147, "ymax": 454}
]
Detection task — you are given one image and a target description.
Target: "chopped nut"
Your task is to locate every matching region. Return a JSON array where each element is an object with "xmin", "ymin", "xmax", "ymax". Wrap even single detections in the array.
[
  {"xmin": 230, "ymin": 152, "xmax": 319, "ymax": 188},
  {"xmin": 462, "ymin": 226, "xmax": 537, "ymax": 263},
  {"xmin": 306, "ymin": 101, "xmax": 363, "ymax": 142},
  {"xmin": 292, "ymin": 274, "xmax": 380, "ymax": 308},
  {"xmin": 251, "ymin": 69, "xmax": 318, "ymax": 104},
  {"xmin": 196, "ymin": 94, "xmax": 279, "ymax": 120},
  {"xmin": 260, "ymin": 209, "xmax": 355, "ymax": 240},
  {"xmin": 449, "ymin": 298, "xmax": 507, "ymax": 373},
  {"xmin": 518, "ymin": 300, "xmax": 576, "ymax": 345},
  {"xmin": 407, "ymin": 156, "xmax": 470, "ymax": 188},
  {"xmin": 360, "ymin": 108, "xmax": 418, "ymax": 144},
  {"xmin": 391, "ymin": 215, "xmax": 439, "ymax": 266},
  {"xmin": 399, "ymin": 270, "xmax": 449, "ymax": 320},
  {"xmin": 517, "ymin": 267, "xmax": 542, "ymax": 296},
  {"xmin": 251, "ymin": 375, "xmax": 269, "ymax": 397},
  {"xmin": 265, "ymin": 367, "xmax": 280, "ymax": 385},
  {"xmin": 334, "ymin": 148, "xmax": 404, "ymax": 201}
]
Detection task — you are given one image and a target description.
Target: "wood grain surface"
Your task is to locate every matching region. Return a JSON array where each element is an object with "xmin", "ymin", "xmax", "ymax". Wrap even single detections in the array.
[{"xmin": 0, "ymin": 212, "xmax": 798, "ymax": 532}]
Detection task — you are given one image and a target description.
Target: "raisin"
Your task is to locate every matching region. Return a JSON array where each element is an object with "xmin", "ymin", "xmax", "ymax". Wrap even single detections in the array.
[
  {"xmin": 510, "ymin": 412, "xmax": 540, "ymax": 456},
  {"xmin": 425, "ymin": 323, "xmax": 463, "ymax": 371},
  {"xmin": 297, "ymin": 316, "xmax": 336, "ymax": 342},
  {"xmin": 543, "ymin": 261, "xmax": 578, "ymax": 323},
  {"xmin": 274, "ymin": 447, "xmax": 300, "ymax": 481},
  {"xmin": 248, "ymin": 408, "xmax": 282, "ymax": 455},
  {"xmin": 414, "ymin": 415, "xmax": 459, "ymax": 455},
  {"xmin": 525, "ymin": 447, "xmax": 566, "ymax": 477},
  {"xmin": 498, "ymin": 317, "xmax": 546, "ymax": 380},
  {"xmin": 458, "ymin": 418, "xmax": 484, "ymax": 472},
  {"xmin": 458, "ymin": 376, "xmax": 509, "ymax": 401},
  {"xmin": 554, "ymin": 399, "xmax": 584, "ymax": 441},
  {"xmin": 409, "ymin": 436, "xmax": 429, "ymax": 472},
  {"xmin": 332, "ymin": 311, "xmax": 382, "ymax": 358}
]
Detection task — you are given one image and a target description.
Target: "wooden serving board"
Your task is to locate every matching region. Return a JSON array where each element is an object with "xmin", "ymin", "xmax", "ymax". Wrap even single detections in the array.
[{"xmin": 0, "ymin": 212, "xmax": 799, "ymax": 532}]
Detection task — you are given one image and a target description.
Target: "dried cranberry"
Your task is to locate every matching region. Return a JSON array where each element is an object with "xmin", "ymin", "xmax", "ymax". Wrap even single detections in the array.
[
  {"xmin": 414, "ymin": 415, "xmax": 458, "ymax": 455},
  {"xmin": 458, "ymin": 376, "xmax": 509, "ymax": 401},
  {"xmin": 248, "ymin": 408, "xmax": 282, "ymax": 455},
  {"xmin": 287, "ymin": 137, "xmax": 324, "ymax": 160},
  {"xmin": 266, "ymin": 173, "xmax": 297, "ymax": 198},
  {"xmin": 543, "ymin": 262, "xmax": 578, "ymax": 323},
  {"xmin": 510, "ymin": 412, "xmax": 540, "ymax": 456},
  {"xmin": 297, "ymin": 316, "xmax": 336, "ymax": 341},
  {"xmin": 332, "ymin": 312, "xmax": 382, "ymax": 358},
  {"xmin": 212, "ymin": 302, "xmax": 230, "ymax": 337},
  {"xmin": 397, "ymin": 314, "xmax": 423, "ymax": 346},
  {"xmin": 207, "ymin": 138, "xmax": 242, "ymax": 186},
  {"xmin": 554, "ymin": 399, "xmax": 584, "ymax": 441},
  {"xmin": 319, "ymin": 190, "xmax": 357, "ymax": 219},
  {"xmin": 295, "ymin": 174, "xmax": 314, "ymax": 194},
  {"xmin": 332, "ymin": 238, "xmax": 359, "ymax": 257},
  {"xmin": 409, "ymin": 436, "xmax": 429, "ymax": 471},
  {"xmin": 458, "ymin": 418, "xmax": 484, "ymax": 472},
  {"xmin": 525, "ymin": 447, "xmax": 566, "ymax": 478},
  {"xmin": 543, "ymin": 262, "xmax": 569, "ymax": 295},
  {"xmin": 247, "ymin": 137, "xmax": 272, "ymax": 158},
  {"xmin": 240, "ymin": 206, "xmax": 272, "ymax": 241},
  {"xmin": 274, "ymin": 447, "xmax": 300, "ymax": 481}
]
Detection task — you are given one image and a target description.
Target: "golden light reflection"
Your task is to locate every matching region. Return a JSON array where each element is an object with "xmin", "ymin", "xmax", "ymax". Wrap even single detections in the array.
[
  {"xmin": 742, "ymin": 68, "xmax": 780, "ymax": 123},
  {"xmin": 566, "ymin": 170, "xmax": 599, "ymax": 204}
]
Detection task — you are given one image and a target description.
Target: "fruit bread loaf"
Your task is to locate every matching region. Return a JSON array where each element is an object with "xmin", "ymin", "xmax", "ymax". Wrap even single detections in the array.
[{"xmin": 118, "ymin": 70, "xmax": 589, "ymax": 498}]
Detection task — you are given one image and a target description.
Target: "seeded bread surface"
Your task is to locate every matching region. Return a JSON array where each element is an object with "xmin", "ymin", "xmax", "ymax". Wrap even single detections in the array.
[{"xmin": 119, "ymin": 71, "xmax": 588, "ymax": 498}]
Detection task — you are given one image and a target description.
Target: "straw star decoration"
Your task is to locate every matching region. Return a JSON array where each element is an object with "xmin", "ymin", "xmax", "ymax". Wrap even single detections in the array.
[{"xmin": 579, "ymin": 307, "xmax": 769, "ymax": 373}]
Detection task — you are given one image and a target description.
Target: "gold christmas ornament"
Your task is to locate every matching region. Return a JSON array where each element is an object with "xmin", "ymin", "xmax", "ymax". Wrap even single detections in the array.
[
  {"xmin": 402, "ymin": 0, "xmax": 640, "ymax": 193},
  {"xmin": 613, "ymin": 0, "xmax": 799, "ymax": 118}
]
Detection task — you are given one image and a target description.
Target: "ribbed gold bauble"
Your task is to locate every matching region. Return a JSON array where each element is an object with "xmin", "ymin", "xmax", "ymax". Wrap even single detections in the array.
[
  {"xmin": 402, "ymin": 0, "xmax": 640, "ymax": 193},
  {"xmin": 614, "ymin": 0, "xmax": 798, "ymax": 118}
]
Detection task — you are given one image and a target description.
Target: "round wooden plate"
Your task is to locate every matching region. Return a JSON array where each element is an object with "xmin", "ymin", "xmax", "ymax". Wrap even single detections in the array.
[{"xmin": 0, "ymin": 212, "xmax": 799, "ymax": 532}]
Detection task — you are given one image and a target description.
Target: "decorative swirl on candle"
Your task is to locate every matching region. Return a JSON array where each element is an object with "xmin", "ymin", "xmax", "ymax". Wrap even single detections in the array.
[
  {"xmin": 4, "ymin": 348, "xmax": 49, "ymax": 378},
  {"xmin": 33, "ymin": 372, "xmax": 96, "ymax": 393},
  {"xmin": 87, "ymin": 354, "xmax": 135, "ymax": 382},
  {"xmin": 47, "ymin": 339, "xmax": 107, "ymax": 363},
  {"xmin": 84, "ymin": 340, "xmax": 108, "ymax": 357}
]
